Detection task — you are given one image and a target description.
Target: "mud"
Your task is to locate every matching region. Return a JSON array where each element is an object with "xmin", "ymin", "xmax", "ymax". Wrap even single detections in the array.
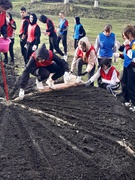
[{"xmin": 0, "ymin": 66, "xmax": 135, "ymax": 180}]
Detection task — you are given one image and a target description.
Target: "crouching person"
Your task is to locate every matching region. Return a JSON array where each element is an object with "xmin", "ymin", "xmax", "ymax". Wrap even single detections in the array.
[
  {"xmin": 70, "ymin": 36, "xmax": 97, "ymax": 85},
  {"xmin": 19, "ymin": 43, "xmax": 70, "ymax": 99},
  {"xmin": 84, "ymin": 58, "xmax": 120, "ymax": 96}
]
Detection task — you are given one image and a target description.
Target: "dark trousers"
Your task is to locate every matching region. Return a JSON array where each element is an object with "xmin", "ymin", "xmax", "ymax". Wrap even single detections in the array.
[
  {"xmin": 74, "ymin": 39, "xmax": 79, "ymax": 50},
  {"xmin": 32, "ymin": 62, "xmax": 64, "ymax": 82},
  {"xmin": 49, "ymin": 34, "xmax": 64, "ymax": 56},
  {"xmin": 26, "ymin": 43, "xmax": 38, "ymax": 63},
  {"xmin": 57, "ymin": 33, "xmax": 67, "ymax": 54},
  {"xmin": 4, "ymin": 38, "xmax": 15, "ymax": 63},
  {"xmin": 77, "ymin": 58, "xmax": 96, "ymax": 86},
  {"xmin": 20, "ymin": 38, "xmax": 27, "ymax": 65}
]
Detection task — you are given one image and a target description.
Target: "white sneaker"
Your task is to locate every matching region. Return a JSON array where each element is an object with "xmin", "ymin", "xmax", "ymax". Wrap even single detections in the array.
[
  {"xmin": 46, "ymin": 78, "xmax": 56, "ymax": 89},
  {"xmin": 36, "ymin": 79, "xmax": 44, "ymax": 90},
  {"xmin": 129, "ymin": 106, "xmax": 135, "ymax": 112},
  {"xmin": 19, "ymin": 88, "xmax": 25, "ymax": 100},
  {"xmin": 124, "ymin": 102, "xmax": 132, "ymax": 107},
  {"xmin": 63, "ymin": 54, "xmax": 67, "ymax": 61},
  {"xmin": 75, "ymin": 76, "xmax": 81, "ymax": 84}
]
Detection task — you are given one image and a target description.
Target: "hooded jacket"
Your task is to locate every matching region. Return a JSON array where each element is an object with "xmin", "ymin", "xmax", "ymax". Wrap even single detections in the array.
[
  {"xmin": 27, "ymin": 13, "xmax": 41, "ymax": 44},
  {"xmin": 71, "ymin": 36, "xmax": 97, "ymax": 73},
  {"xmin": 73, "ymin": 16, "xmax": 86, "ymax": 40}
]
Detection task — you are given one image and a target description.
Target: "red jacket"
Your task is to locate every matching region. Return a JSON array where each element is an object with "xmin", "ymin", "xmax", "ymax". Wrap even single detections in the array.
[{"xmin": 27, "ymin": 24, "xmax": 38, "ymax": 42}]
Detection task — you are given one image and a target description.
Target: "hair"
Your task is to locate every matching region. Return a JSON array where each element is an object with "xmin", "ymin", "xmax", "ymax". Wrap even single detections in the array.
[
  {"xmin": 101, "ymin": 58, "xmax": 111, "ymax": 68},
  {"xmin": 20, "ymin": 7, "xmax": 26, "ymax": 12},
  {"xmin": 79, "ymin": 41, "xmax": 86, "ymax": 49},
  {"xmin": 123, "ymin": 25, "xmax": 135, "ymax": 39},
  {"xmin": 104, "ymin": 24, "xmax": 112, "ymax": 32},
  {"xmin": 0, "ymin": 0, "xmax": 12, "ymax": 10}
]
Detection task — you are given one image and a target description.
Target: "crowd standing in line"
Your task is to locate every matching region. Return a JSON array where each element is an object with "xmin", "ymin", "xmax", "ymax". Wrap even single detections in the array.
[{"xmin": 0, "ymin": 0, "xmax": 135, "ymax": 112}]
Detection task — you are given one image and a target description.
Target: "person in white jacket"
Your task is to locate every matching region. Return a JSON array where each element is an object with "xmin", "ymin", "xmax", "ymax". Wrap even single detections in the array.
[
  {"xmin": 70, "ymin": 36, "xmax": 97, "ymax": 85},
  {"xmin": 85, "ymin": 58, "xmax": 120, "ymax": 96}
]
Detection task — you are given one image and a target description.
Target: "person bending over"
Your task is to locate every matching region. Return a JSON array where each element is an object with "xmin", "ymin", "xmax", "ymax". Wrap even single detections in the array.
[{"xmin": 19, "ymin": 43, "xmax": 70, "ymax": 99}]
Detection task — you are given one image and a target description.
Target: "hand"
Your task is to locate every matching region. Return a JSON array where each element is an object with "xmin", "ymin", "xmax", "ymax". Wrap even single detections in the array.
[
  {"xmin": 113, "ymin": 53, "xmax": 119, "ymax": 58},
  {"xmin": 115, "ymin": 41, "xmax": 121, "ymax": 49},
  {"xmin": 81, "ymin": 71, "xmax": 88, "ymax": 76},
  {"xmin": 69, "ymin": 71, "xmax": 73, "ymax": 75},
  {"xmin": 123, "ymin": 39, "xmax": 130, "ymax": 46},
  {"xmin": 85, "ymin": 80, "xmax": 91, "ymax": 87},
  {"xmin": 19, "ymin": 88, "xmax": 25, "ymax": 100},
  {"xmin": 32, "ymin": 45, "xmax": 37, "ymax": 51},
  {"xmin": 64, "ymin": 72, "xmax": 71, "ymax": 81}
]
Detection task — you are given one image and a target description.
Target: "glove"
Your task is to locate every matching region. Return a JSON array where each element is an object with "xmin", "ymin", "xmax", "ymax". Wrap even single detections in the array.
[
  {"xmin": 123, "ymin": 39, "xmax": 130, "ymax": 46},
  {"xmin": 115, "ymin": 41, "xmax": 121, "ymax": 49},
  {"xmin": 85, "ymin": 80, "xmax": 91, "ymax": 87},
  {"xmin": 81, "ymin": 71, "xmax": 88, "ymax": 76},
  {"xmin": 32, "ymin": 45, "xmax": 37, "ymax": 51},
  {"xmin": 64, "ymin": 72, "xmax": 71, "ymax": 81},
  {"xmin": 113, "ymin": 53, "xmax": 120, "ymax": 58},
  {"xmin": 19, "ymin": 88, "xmax": 25, "ymax": 100}
]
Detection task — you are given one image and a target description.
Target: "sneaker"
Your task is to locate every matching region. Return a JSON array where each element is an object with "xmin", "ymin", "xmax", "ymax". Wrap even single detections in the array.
[
  {"xmin": 46, "ymin": 78, "xmax": 56, "ymax": 89},
  {"xmin": 36, "ymin": 79, "xmax": 44, "ymax": 90},
  {"xmin": 129, "ymin": 106, "xmax": 135, "ymax": 112},
  {"xmin": 124, "ymin": 102, "xmax": 132, "ymax": 107},
  {"xmin": 75, "ymin": 76, "xmax": 81, "ymax": 84}
]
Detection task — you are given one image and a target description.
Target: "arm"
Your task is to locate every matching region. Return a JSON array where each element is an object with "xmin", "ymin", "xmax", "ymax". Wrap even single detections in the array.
[
  {"xmin": 94, "ymin": 35, "xmax": 100, "ymax": 54},
  {"xmin": 70, "ymin": 48, "xmax": 79, "ymax": 72},
  {"xmin": 46, "ymin": 19, "xmax": 55, "ymax": 33},
  {"xmin": 34, "ymin": 25, "xmax": 41, "ymax": 45},
  {"xmin": 20, "ymin": 57, "xmax": 37, "ymax": 89},
  {"xmin": 86, "ymin": 49, "xmax": 97, "ymax": 72},
  {"xmin": 9, "ymin": 20, "xmax": 17, "ymax": 30},
  {"xmin": 1, "ymin": 20, "xmax": 7, "ymax": 37},
  {"xmin": 85, "ymin": 68, "xmax": 101, "ymax": 85},
  {"xmin": 79, "ymin": 25, "xmax": 86, "ymax": 39}
]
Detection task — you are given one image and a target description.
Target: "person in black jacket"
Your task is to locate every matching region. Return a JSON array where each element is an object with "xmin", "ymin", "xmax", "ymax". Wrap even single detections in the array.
[
  {"xmin": 73, "ymin": 16, "xmax": 86, "ymax": 50},
  {"xmin": 19, "ymin": 7, "xmax": 29, "ymax": 66},
  {"xmin": 39, "ymin": 15, "xmax": 65, "ymax": 59},
  {"xmin": 19, "ymin": 43, "xmax": 70, "ymax": 99},
  {"xmin": 25, "ymin": 13, "xmax": 41, "ymax": 63}
]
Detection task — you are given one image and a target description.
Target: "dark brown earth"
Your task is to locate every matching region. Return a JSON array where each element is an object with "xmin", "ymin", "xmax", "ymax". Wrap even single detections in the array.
[{"xmin": 0, "ymin": 66, "xmax": 135, "ymax": 180}]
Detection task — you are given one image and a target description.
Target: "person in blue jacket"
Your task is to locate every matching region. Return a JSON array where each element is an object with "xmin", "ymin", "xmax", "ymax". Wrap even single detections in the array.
[
  {"xmin": 73, "ymin": 16, "xmax": 86, "ymax": 50},
  {"xmin": 94, "ymin": 24, "xmax": 117, "ymax": 67}
]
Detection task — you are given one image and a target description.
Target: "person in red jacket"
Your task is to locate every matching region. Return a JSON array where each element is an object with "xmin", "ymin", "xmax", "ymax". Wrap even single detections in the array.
[
  {"xmin": 39, "ymin": 14, "xmax": 65, "ymax": 59},
  {"xmin": 19, "ymin": 43, "xmax": 70, "ymax": 99},
  {"xmin": 19, "ymin": 7, "xmax": 29, "ymax": 66},
  {"xmin": 0, "ymin": 0, "xmax": 12, "ymax": 38},
  {"xmin": 25, "ymin": 13, "xmax": 41, "ymax": 63},
  {"xmin": 3, "ymin": 12, "xmax": 16, "ymax": 65},
  {"xmin": 85, "ymin": 58, "xmax": 120, "ymax": 96}
]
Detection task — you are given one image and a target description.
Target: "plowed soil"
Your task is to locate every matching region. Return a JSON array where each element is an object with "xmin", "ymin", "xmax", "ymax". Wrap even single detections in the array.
[{"xmin": 0, "ymin": 66, "xmax": 135, "ymax": 180}]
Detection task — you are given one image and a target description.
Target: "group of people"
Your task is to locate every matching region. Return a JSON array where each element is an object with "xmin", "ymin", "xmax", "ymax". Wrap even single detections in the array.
[{"xmin": 0, "ymin": 0, "xmax": 135, "ymax": 112}]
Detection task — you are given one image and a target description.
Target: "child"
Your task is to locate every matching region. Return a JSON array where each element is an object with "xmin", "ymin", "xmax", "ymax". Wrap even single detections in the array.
[
  {"xmin": 19, "ymin": 43, "xmax": 70, "ymax": 99},
  {"xmin": 85, "ymin": 58, "xmax": 120, "ymax": 96},
  {"xmin": 70, "ymin": 36, "xmax": 97, "ymax": 85},
  {"xmin": 3, "ymin": 12, "xmax": 16, "ymax": 65},
  {"xmin": 25, "ymin": 13, "xmax": 41, "ymax": 63},
  {"xmin": 73, "ymin": 16, "xmax": 86, "ymax": 50}
]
